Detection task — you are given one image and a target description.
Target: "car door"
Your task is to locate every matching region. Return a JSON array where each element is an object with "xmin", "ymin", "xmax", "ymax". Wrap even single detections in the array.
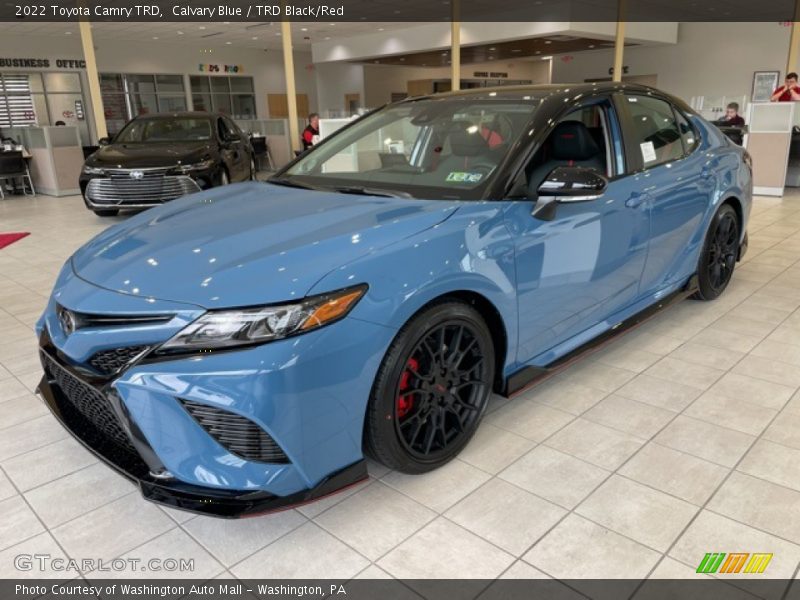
[
  {"xmin": 217, "ymin": 116, "xmax": 247, "ymax": 181},
  {"xmin": 616, "ymin": 94, "xmax": 710, "ymax": 294},
  {"xmin": 508, "ymin": 97, "xmax": 652, "ymax": 365}
]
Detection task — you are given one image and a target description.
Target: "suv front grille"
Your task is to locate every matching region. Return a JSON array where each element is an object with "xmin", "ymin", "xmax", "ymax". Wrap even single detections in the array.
[
  {"xmin": 88, "ymin": 346, "xmax": 149, "ymax": 376},
  {"xmin": 86, "ymin": 171, "xmax": 201, "ymax": 206},
  {"xmin": 40, "ymin": 352, "xmax": 135, "ymax": 453},
  {"xmin": 180, "ymin": 400, "xmax": 290, "ymax": 464}
]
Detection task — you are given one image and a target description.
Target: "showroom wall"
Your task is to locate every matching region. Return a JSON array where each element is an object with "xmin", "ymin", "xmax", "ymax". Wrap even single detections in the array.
[
  {"xmin": 314, "ymin": 62, "xmax": 365, "ymax": 117},
  {"xmin": 362, "ymin": 59, "xmax": 552, "ymax": 107},
  {"xmin": 551, "ymin": 22, "xmax": 792, "ymax": 104},
  {"xmin": 0, "ymin": 32, "xmax": 318, "ymax": 129}
]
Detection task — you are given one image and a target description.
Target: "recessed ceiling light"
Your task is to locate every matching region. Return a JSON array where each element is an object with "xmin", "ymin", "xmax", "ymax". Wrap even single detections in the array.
[
  {"xmin": 588, "ymin": 44, "xmax": 595, "ymax": 48},
  {"xmin": 301, "ymin": 27, "xmax": 308, "ymax": 31},
  {"xmin": 64, "ymin": 31, "xmax": 72, "ymax": 35},
  {"xmin": 544, "ymin": 40, "xmax": 552, "ymax": 44},
  {"xmin": 226, "ymin": 41, "xmax": 232, "ymax": 45},
  {"xmin": 324, "ymin": 36, "xmax": 330, "ymax": 40},
  {"xmin": 177, "ymin": 31, "xmax": 184, "ymax": 35},
  {"xmin": 329, "ymin": 23, "xmax": 335, "ymax": 25},
  {"xmin": 275, "ymin": 32, "xmax": 281, "ymax": 36},
  {"xmin": 153, "ymin": 36, "xmax": 159, "ymax": 40},
  {"xmin": 199, "ymin": 26, "xmax": 206, "ymax": 30},
  {"xmin": 223, "ymin": 21, "xmax": 230, "ymax": 24},
  {"xmin": 252, "ymin": 36, "xmax": 258, "ymax": 40},
  {"xmin": 489, "ymin": 47, "xmax": 496, "ymax": 50},
  {"xmin": 378, "ymin": 27, "xmax": 384, "ymax": 31}
]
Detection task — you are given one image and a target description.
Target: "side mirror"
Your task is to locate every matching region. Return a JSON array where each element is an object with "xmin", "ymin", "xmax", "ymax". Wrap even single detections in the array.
[
  {"xmin": 533, "ymin": 166, "xmax": 608, "ymax": 221},
  {"xmin": 98, "ymin": 137, "xmax": 111, "ymax": 146}
]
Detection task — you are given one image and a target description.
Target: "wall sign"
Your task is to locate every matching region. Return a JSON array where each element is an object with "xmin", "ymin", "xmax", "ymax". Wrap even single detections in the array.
[
  {"xmin": 473, "ymin": 71, "xmax": 508, "ymax": 78},
  {"xmin": 0, "ymin": 58, "xmax": 86, "ymax": 69},
  {"xmin": 198, "ymin": 64, "xmax": 244, "ymax": 74}
]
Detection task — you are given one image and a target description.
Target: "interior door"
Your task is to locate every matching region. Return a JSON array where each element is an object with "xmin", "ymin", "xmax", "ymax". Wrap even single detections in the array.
[
  {"xmin": 510, "ymin": 98, "xmax": 651, "ymax": 365},
  {"xmin": 267, "ymin": 94, "xmax": 309, "ymax": 119}
]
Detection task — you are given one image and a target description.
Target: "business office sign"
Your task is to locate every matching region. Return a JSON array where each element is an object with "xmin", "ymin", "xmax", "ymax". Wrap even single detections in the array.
[
  {"xmin": 198, "ymin": 64, "xmax": 244, "ymax": 73},
  {"xmin": 0, "ymin": 57, "xmax": 86, "ymax": 69}
]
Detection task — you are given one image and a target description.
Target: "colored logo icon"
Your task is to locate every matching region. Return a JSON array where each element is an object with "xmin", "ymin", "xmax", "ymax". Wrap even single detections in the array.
[{"xmin": 696, "ymin": 553, "xmax": 773, "ymax": 574}]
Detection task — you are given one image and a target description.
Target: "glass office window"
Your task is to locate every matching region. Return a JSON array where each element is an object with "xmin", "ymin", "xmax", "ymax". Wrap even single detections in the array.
[
  {"xmin": 99, "ymin": 73, "xmax": 188, "ymax": 128},
  {"xmin": 190, "ymin": 75, "xmax": 256, "ymax": 119}
]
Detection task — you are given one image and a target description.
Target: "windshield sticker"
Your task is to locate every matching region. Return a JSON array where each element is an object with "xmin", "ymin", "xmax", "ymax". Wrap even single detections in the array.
[
  {"xmin": 640, "ymin": 141, "xmax": 657, "ymax": 163},
  {"xmin": 446, "ymin": 171, "xmax": 484, "ymax": 183}
]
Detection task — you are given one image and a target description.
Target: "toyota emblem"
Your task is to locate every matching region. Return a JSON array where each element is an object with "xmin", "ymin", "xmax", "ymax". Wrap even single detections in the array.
[
  {"xmin": 130, "ymin": 170, "xmax": 144, "ymax": 180},
  {"xmin": 58, "ymin": 307, "xmax": 77, "ymax": 336}
]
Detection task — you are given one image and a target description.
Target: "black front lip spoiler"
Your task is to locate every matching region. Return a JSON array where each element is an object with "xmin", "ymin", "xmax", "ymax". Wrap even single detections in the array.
[{"xmin": 36, "ymin": 354, "xmax": 368, "ymax": 519}]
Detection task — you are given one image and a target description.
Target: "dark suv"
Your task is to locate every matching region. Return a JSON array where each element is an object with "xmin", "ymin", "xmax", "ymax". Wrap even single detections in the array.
[{"xmin": 80, "ymin": 112, "xmax": 255, "ymax": 216}]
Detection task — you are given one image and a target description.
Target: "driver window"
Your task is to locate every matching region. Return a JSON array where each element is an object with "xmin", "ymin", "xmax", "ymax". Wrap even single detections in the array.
[
  {"xmin": 525, "ymin": 103, "xmax": 613, "ymax": 198},
  {"xmin": 625, "ymin": 95, "xmax": 683, "ymax": 167}
]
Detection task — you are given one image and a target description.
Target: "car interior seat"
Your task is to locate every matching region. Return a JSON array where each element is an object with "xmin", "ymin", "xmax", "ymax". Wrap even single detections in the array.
[
  {"xmin": 527, "ymin": 120, "xmax": 606, "ymax": 197},
  {"xmin": 434, "ymin": 120, "xmax": 495, "ymax": 175}
]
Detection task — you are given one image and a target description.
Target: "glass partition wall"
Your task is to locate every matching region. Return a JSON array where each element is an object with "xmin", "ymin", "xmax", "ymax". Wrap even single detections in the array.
[{"xmin": 0, "ymin": 71, "xmax": 91, "ymax": 144}]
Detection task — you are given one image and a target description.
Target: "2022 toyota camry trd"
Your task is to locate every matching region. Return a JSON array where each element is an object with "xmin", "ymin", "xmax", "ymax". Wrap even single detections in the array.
[{"xmin": 36, "ymin": 84, "xmax": 751, "ymax": 517}]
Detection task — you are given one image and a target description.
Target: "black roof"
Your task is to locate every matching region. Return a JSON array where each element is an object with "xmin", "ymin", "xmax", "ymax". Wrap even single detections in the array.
[
  {"xmin": 131, "ymin": 111, "xmax": 218, "ymax": 120},
  {"xmin": 407, "ymin": 82, "xmax": 693, "ymax": 112}
]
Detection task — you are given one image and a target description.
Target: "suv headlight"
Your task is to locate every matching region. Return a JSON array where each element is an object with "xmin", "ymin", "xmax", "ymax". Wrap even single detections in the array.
[
  {"xmin": 155, "ymin": 284, "xmax": 367, "ymax": 354},
  {"xmin": 83, "ymin": 165, "xmax": 104, "ymax": 175},
  {"xmin": 178, "ymin": 159, "xmax": 215, "ymax": 173}
]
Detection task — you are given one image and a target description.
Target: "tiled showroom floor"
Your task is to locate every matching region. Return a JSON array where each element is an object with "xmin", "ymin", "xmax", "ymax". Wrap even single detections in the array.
[{"xmin": 1, "ymin": 191, "xmax": 800, "ymax": 588}]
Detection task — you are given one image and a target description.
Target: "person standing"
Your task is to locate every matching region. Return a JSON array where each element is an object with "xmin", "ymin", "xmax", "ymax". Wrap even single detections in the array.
[
  {"xmin": 771, "ymin": 73, "xmax": 800, "ymax": 102},
  {"xmin": 302, "ymin": 113, "xmax": 320, "ymax": 150}
]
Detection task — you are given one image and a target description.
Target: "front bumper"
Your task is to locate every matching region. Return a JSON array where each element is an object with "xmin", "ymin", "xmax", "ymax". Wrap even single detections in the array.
[
  {"xmin": 80, "ymin": 168, "xmax": 212, "ymax": 210},
  {"xmin": 36, "ymin": 332, "xmax": 369, "ymax": 518}
]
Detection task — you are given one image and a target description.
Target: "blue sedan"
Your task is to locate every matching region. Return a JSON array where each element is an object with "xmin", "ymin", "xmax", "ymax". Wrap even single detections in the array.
[{"xmin": 36, "ymin": 83, "xmax": 751, "ymax": 517}]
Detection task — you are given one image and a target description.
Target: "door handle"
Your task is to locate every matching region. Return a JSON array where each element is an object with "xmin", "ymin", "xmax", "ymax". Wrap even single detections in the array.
[{"xmin": 625, "ymin": 191, "xmax": 651, "ymax": 209}]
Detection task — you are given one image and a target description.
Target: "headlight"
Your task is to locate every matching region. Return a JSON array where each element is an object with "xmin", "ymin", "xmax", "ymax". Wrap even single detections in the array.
[
  {"xmin": 83, "ymin": 165, "xmax": 104, "ymax": 175},
  {"xmin": 178, "ymin": 159, "xmax": 215, "ymax": 173},
  {"xmin": 155, "ymin": 284, "xmax": 367, "ymax": 354}
]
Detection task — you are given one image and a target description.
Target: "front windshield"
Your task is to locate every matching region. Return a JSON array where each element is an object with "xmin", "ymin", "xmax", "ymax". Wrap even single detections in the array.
[
  {"xmin": 115, "ymin": 118, "xmax": 213, "ymax": 143},
  {"xmin": 283, "ymin": 94, "xmax": 540, "ymax": 200}
]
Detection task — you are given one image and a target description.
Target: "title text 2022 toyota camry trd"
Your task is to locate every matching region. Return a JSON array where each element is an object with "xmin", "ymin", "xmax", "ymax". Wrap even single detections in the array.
[{"xmin": 37, "ymin": 84, "xmax": 751, "ymax": 517}]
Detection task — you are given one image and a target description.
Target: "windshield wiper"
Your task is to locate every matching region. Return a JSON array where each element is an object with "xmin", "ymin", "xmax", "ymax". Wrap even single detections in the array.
[
  {"xmin": 334, "ymin": 186, "xmax": 413, "ymax": 199},
  {"xmin": 268, "ymin": 177, "xmax": 317, "ymax": 191}
]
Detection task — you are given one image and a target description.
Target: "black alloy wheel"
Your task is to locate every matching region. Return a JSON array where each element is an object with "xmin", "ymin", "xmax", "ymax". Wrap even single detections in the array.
[
  {"xmin": 365, "ymin": 302, "xmax": 494, "ymax": 473},
  {"xmin": 694, "ymin": 203, "xmax": 739, "ymax": 301}
]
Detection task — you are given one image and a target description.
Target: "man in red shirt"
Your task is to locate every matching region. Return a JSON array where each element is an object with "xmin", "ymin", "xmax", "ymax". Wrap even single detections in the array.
[
  {"xmin": 771, "ymin": 73, "xmax": 800, "ymax": 102},
  {"xmin": 301, "ymin": 113, "xmax": 320, "ymax": 150}
]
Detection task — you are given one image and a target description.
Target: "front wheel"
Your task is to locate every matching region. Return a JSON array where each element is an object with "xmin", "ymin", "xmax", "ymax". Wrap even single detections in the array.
[
  {"xmin": 364, "ymin": 302, "xmax": 495, "ymax": 473},
  {"xmin": 693, "ymin": 203, "xmax": 739, "ymax": 301}
]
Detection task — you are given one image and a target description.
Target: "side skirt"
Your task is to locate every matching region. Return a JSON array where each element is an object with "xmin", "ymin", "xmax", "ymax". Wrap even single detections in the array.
[{"xmin": 503, "ymin": 275, "xmax": 699, "ymax": 398}]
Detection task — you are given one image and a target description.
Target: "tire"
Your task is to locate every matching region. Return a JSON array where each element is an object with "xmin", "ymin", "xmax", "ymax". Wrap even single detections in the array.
[
  {"xmin": 93, "ymin": 209, "xmax": 119, "ymax": 217},
  {"xmin": 693, "ymin": 203, "xmax": 739, "ymax": 301},
  {"xmin": 364, "ymin": 301, "xmax": 495, "ymax": 473}
]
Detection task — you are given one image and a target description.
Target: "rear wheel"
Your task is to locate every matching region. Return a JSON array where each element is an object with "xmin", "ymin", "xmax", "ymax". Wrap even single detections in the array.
[
  {"xmin": 693, "ymin": 203, "xmax": 739, "ymax": 301},
  {"xmin": 93, "ymin": 209, "xmax": 119, "ymax": 217},
  {"xmin": 365, "ymin": 302, "xmax": 494, "ymax": 473}
]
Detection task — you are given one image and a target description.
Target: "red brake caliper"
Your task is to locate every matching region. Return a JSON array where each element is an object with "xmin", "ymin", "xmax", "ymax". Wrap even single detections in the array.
[{"xmin": 397, "ymin": 357, "xmax": 419, "ymax": 418}]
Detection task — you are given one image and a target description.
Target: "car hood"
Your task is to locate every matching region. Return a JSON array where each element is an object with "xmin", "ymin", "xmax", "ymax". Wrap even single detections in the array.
[
  {"xmin": 71, "ymin": 182, "xmax": 459, "ymax": 308},
  {"xmin": 87, "ymin": 141, "xmax": 213, "ymax": 169}
]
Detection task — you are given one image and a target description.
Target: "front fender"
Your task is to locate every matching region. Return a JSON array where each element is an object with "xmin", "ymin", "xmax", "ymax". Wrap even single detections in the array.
[{"xmin": 309, "ymin": 202, "xmax": 520, "ymax": 376}]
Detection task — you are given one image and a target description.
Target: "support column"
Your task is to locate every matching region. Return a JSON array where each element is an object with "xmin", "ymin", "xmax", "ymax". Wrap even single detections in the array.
[
  {"xmin": 78, "ymin": 20, "xmax": 107, "ymax": 141},
  {"xmin": 612, "ymin": 0, "xmax": 627, "ymax": 83},
  {"xmin": 451, "ymin": 0, "xmax": 461, "ymax": 92},
  {"xmin": 612, "ymin": 20, "xmax": 626, "ymax": 83},
  {"xmin": 281, "ymin": 19, "xmax": 300, "ymax": 154},
  {"xmin": 788, "ymin": 16, "xmax": 800, "ymax": 75}
]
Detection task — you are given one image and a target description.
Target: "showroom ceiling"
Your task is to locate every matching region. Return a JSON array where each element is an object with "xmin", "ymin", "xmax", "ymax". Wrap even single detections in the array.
[
  {"xmin": 0, "ymin": 21, "xmax": 415, "ymax": 49},
  {"xmin": 360, "ymin": 36, "xmax": 637, "ymax": 67}
]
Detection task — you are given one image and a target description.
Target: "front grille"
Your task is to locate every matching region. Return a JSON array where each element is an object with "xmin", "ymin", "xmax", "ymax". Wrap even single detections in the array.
[
  {"xmin": 86, "ymin": 171, "xmax": 201, "ymax": 206},
  {"xmin": 180, "ymin": 399, "xmax": 290, "ymax": 464},
  {"xmin": 88, "ymin": 346, "xmax": 149, "ymax": 376},
  {"xmin": 40, "ymin": 352, "xmax": 136, "ymax": 453},
  {"xmin": 55, "ymin": 305, "xmax": 174, "ymax": 330}
]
